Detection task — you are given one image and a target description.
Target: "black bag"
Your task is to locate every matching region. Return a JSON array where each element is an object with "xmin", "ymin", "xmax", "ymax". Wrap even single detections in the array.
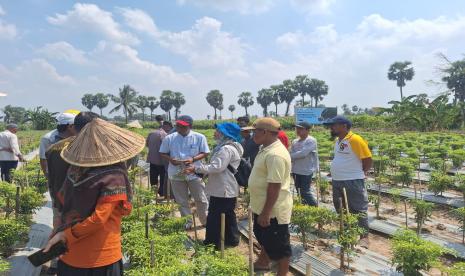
[{"xmin": 228, "ymin": 158, "xmax": 252, "ymax": 188}]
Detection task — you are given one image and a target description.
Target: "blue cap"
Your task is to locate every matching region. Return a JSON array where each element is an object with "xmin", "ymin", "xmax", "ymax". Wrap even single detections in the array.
[
  {"xmin": 215, "ymin": 122, "xmax": 242, "ymax": 142},
  {"xmin": 323, "ymin": 115, "xmax": 352, "ymax": 128}
]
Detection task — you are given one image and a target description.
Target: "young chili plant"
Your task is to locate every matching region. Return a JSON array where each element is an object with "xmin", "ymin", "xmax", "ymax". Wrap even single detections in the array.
[
  {"xmin": 451, "ymin": 207, "xmax": 465, "ymax": 244},
  {"xmin": 412, "ymin": 199, "xmax": 434, "ymax": 235},
  {"xmin": 337, "ymin": 213, "xmax": 366, "ymax": 270},
  {"xmin": 429, "ymin": 171, "xmax": 453, "ymax": 196}
]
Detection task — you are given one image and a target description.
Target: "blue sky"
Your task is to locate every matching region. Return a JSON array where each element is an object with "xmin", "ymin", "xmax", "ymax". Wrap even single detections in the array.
[{"xmin": 1, "ymin": 0, "xmax": 465, "ymax": 119}]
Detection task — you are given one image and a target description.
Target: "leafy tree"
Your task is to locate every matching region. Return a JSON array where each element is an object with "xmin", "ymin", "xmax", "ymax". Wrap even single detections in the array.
[
  {"xmin": 278, "ymin": 79, "xmax": 298, "ymax": 116},
  {"xmin": 256, "ymin": 88, "xmax": 274, "ymax": 116},
  {"xmin": 81, "ymin": 93, "xmax": 97, "ymax": 111},
  {"xmin": 440, "ymin": 54, "xmax": 465, "ymax": 127},
  {"xmin": 218, "ymin": 103, "xmax": 224, "ymax": 119},
  {"xmin": 94, "ymin": 93, "xmax": 109, "ymax": 116},
  {"xmin": 387, "ymin": 61, "xmax": 415, "ymax": 100},
  {"xmin": 110, "ymin": 85, "xmax": 138, "ymax": 124},
  {"xmin": 24, "ymin": 107, "xmax": 57, "ymax": 130},
  {"xmin": 341, "ymin": 104, "xmax": 351, "ymax": 115},
  {"xmin": 308, "ymin": 78, "xmax": 329, "ymax": 107},
  {"xmin": 293, "ymin": 75, "xmax": 311, "ymax": 106},
  {"xmin": 352, "ymin": 105, "xmax": 359, "ymax": 113},
  {"xmin": 147, "ymin": 96, "xmax": 159, "ymax": 121},
  {"xmin": 1, "ymin": 105, "xmax": 26, "ymax": 124},
  {"xmin": 228, "ymin": 104, "xmax": 235, "ymax": 119},
  {"xmin": 428, "ymin": 171, "xmax": 453, "ymax": 196},
  {"xmin": 237, "ymin": 91, "xmax": 254, "ymax": 116},
  {"xmin": 206, "ymin": 90, "xmax": 223, "ymax": 120},
  {"xmin": 270, "ymin": 85, "xmax": 282, "ymax": 116},
  {"xmin": 172, "ymin": 92, "xmax": 186, "ymax": 120},
  {"xmin": 135, "ymin": 95, "xmax": 149, "ymax": 122},
  {"xmin": 159, "ymin": 90, "xmax": 174, "ymax": 121}
]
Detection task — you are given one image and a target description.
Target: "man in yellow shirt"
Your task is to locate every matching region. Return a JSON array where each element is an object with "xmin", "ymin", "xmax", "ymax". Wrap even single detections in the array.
[
  {"xmin": 244, "ymin": 118, "xmax": 293, "ymax": 276},
  {"xmin": 324, "ymin": 116, "xmax": 372, "ymax": 248}
]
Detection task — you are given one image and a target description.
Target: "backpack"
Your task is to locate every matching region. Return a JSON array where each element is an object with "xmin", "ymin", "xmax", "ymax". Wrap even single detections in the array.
[{"xmin": 227, "ymin": 158, "xmax": 252, "ymax": 188}]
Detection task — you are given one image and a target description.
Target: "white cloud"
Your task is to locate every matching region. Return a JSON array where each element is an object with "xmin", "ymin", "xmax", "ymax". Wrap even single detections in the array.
[
  {"xmin": 37, "ymin": 41, "xmax": 90, "ymax": 65},
  {"xmin": 290, "ymin": 0, "xmax": 336, "ymax": 15},
  {"xmin": 176, "ymin": 0, "xmax": 275, "ymax": 14},
  {"xmin": 47, "ymin": 3, "xmax": 139, "ymax": 45},
  {"xmin": 276, "ymin": 24, "xmax": 338, "ymax": 49},
  {"xmin": 0, "ymin": 20, "xmax": 16, "ymax": 40},
  {"xmin": 118, "ymin": 7, "xmax": 159, "ymax": 37},
  {"xmin": 0, "ymin": 5, "xmax": 5, "ymax": 16}
]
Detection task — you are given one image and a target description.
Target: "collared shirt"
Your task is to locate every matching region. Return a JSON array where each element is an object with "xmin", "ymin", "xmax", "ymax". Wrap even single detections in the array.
[
  {"xmin": 248, "ymin": 140, "xmax": 293, "ymax": 224},
  {"xmin": 196, "ymin": 142, "xmax": 243, "ymax": 198},
  {"xmin": 290, "ymin": 136, "xmax": 319, "ymax": 176},
  {"xmin": 39, "ymin": 129, "xmax": 63, "ymax": 159},
  {"xmin": 0, "ymin": 130, "xmax": 21, "ymax": 161},
  {"xmin": 330, "ymin": 131, "xmax": 372, "ymax": 181},
  {"xmin": 146, "ymin": 128, "xmax": 168, "ymax": 166},
  {"xmin": 159, "ymin": 130, "xmax": 210, "ymax": 181},
  {"xmin": 241, "ymin": 136, "xmax": 259, "ymax": 166}
]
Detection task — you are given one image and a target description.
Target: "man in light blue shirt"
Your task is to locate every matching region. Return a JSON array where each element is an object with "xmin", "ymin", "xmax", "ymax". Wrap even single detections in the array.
[{"xmin": 160, "ymin": 115, "xmax": 210, "ymax": 227}]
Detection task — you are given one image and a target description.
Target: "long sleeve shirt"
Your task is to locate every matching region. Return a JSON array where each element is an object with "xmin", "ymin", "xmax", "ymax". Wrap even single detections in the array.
[
  {"xmin": 61, "ymin": 201, "xmax": 124, "ymax": 268},
  {"xmin": 0, "ymin": 130, "xmax": 21, "ymax": 161},
  {"xmin": 290, "ymin": 136, "xmax": 319, "ymax": 176}
]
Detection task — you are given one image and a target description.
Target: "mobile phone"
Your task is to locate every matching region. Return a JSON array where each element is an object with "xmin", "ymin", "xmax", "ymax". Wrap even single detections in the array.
[{"xmin": 27, "ymin": 241, "xmax": 67, "ymax": 267}]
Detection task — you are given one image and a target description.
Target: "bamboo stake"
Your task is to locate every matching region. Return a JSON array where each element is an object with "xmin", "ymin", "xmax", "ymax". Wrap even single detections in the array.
[
  {"xmin": 150, "ymin": 240, "xmax": 155, "ymax": 267},
  {"xmin": 15, "ymin": 186, "xmax": 20, "ymax": 220},
  {"xmin": 306, "ymin": 263, "xmax": 312, "ymax": 276},
  {"xmin": 220, "ymin": 213, "xmax": 225, "ymax": 258},
  {"xmin": 167, "ymin": 179, "xmax": 171, "ymax": 204},
  {"xmin": 192, "ymin": 211, "xmax": 198, "ymax": 242},
  {"xmin": 315, "ymin": 172, "xmax": 320, "ymax": 207},
  {"xmin": 339, "ymin": 197, "xmax": 344, "ymax": 270},
  {"xmin": 248, "ymin": 207, "xmax": 254, "ymax": 276},
  {"xmin": 404, "ymin": 200, "xmax": 408, "ymax": 229},
  {"xmin": 5, "ymin": 197, "xmax": 10, "ymax": 219},
  {"xmin": 342, "ymin": 187, "xmax": 350, "ymax": 216},
  {"xmin": 145, "ymin": 213, "xmax": 149, "ymax": 239}
]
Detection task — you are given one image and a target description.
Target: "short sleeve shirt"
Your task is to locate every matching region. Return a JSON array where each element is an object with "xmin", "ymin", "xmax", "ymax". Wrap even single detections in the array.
[
  {"xmin": 159, "ymin": 130, "xmax": 210, "ymax": 181},
  {"xmin": 39, "ymin": 129, "xmax": 62, "ymax": 159},
  {"xmin": 330, "ymin": 131, "xmax": 372, "ymax": 181},
  {"xmin": 248, "ymin": 140, "xmax": 293, "ymax": 224}
]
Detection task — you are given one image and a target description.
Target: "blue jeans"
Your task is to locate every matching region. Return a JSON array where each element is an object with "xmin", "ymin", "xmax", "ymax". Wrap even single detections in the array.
[{"xmin": 293, "ymin": 173, "xmax": 317, "ymax": 206}]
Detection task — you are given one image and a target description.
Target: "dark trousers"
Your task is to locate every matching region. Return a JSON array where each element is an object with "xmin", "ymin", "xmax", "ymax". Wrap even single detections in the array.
[
  {"xmin": 332, "ymin": 179, "xmax": 369, "ymax": 236},
  {"xmin": 293, "ymin": 173, "xmax": 317, "ymax": 206},
  {"xmin": 57, "ymin": 259, "xmax": 123, "ymax": 276},
  {"xmin": 150, "ymin": 163, "xmax": 166, "ymax": 196},
  {"xmin": 204, "ymin": 196, "xmax": 239, "ymax": 248},
  {"xmin": 0, "ymin": 160, "xmax": 18, "ymax": 183}
]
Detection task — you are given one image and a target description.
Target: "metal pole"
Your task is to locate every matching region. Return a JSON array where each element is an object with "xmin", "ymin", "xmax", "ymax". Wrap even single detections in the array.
[{"xmin": 220, "ymin": 213, "xmax": 225, "ymax": 258}]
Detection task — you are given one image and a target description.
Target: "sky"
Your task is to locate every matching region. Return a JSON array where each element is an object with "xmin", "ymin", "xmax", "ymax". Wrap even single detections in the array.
[{"xmin": 0, "ymin": 0, "xmax": 465, "ymax": 119}]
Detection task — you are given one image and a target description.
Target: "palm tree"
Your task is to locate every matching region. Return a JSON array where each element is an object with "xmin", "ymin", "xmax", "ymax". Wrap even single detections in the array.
[
  {"xmin": 94, "ymin": 93, "xmax": 109, "ymax": 117},
  {"xmin": 294, "ymin": 75, "xmax": 311, "ymax": 107},
  {"xmin": 237, "ymin": 91, "xmax": 254, "ymax": 116},
  {"xmin": 81, "ymin": 93, "xmax": 97, "ymax": 111},
  {"xmin": 135, "ymin": 95, "xmax": 149, "ymax": 121},
  {"xmin": 279, "ymin": 79, "xmax": 298, "ymax": 116},
  {"xmin": 388, "ymin": 61, "xmax": 415, "ymax": 100},
  {"xmin": 257, "ymin": 88, "xmax": 274, "ymax": 116},
  {"xmin": 159, "ymin": 90, "xmax": 175, "ymax": 121},
  {"xmin": 2, "ymin": 105, "xmax": 26, "ymax": 123},
  {"xmin": 440, "ymin": 54, "xmax": 465, "ymax": 127},
  {"xmin": 206, "ymin": 90, "xmax": 223, "ymax": 120},
  {"xmin": 228, "ymin": 104, "xmax": 236, "ymax": 119},
  {"xmin": 270, "ymin": 85, "xmax": 282, "ymax": 116},
  {"xmin": 147, "ymin": 96, "xmax": 159, "ymax": 121},
  {"xmin": 172, "ymin": 92, "xmax": 186, "ymax": 119},
  {"xmin": 218, "ymin": 103, "xmax": 224, "ymax": 119},
  {"xmin": 110, "ymin": 85, "xmax": 138, "ymax": 123},
  {"xmin": 309, "ymin": 78, "xmax": 329, "ymax": 107}
]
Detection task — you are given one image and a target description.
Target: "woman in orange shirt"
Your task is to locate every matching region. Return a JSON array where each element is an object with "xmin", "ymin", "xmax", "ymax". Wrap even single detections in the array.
[{"xmin": 44, "ymin": 118, "xmax": 145, "ymax": 276}]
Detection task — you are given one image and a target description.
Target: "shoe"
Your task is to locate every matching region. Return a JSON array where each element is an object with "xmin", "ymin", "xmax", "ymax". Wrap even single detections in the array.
[
  {"xmin": 185, "ymin": 221, "xmax": 193, "ymax": 230},
  {"xmin": 359, "ymin": 237, "xmax": 369, "ymax": 249}
]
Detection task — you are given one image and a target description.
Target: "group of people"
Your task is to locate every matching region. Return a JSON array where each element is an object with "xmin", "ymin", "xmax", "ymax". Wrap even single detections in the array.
[{"xmin": 0, "ymin": 108, "xmax": 371, "ymax": 276}]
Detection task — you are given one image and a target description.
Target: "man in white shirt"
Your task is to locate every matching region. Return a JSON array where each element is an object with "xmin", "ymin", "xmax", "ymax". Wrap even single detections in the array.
[
  {"xmin": 290, "ymin": 122, "xmax": 319, "ymax": 206},
  {"xmin": 0, "ymin": 124, "xmax": 25, "ymax": 182}
]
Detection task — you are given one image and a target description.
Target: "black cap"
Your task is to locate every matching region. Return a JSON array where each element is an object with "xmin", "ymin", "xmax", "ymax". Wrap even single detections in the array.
[
  {"xmin": 295, "ymin": 121, "xmax": 312, "ymax": 130},
  {"xmin": 323, "ymin": 115, "xmax": 352, "ymax": 128}
]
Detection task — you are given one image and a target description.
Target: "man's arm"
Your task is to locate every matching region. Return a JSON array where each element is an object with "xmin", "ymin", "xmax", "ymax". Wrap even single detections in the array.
[
  {"xmin": 160, "ymin": 153, "xmax": 182, "ymax": 166},
  {"xmin": 362, "ymin": 157, "xmax": 373, "ymax": 176},
  {"xmin": 290, "ymin": 140, "xmax": 316, "ymax": 160},
  {"xmin": 258, "ymin": 183, "xmax": 281, "ymax": 227}
]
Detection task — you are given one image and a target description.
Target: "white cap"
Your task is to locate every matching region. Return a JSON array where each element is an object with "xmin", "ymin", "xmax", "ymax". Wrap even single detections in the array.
[{"xmin": 56, "ymin": 109, "xmax": 80, "ymax": 125}]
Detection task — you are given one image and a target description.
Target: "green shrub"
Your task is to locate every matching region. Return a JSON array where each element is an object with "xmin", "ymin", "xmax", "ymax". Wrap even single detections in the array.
[
  {"xmin": 337, "ymin": 213, "xmax": 366, "ymax": 269},
  {"xmin": 450, "ymin": 149, "xmax": 465, "ymax": 169},
  {"xmin": 19, "ymin": 187, "xmax": 44, "ymax": 215},
  {"xmin": 429, "ymin": 172, "xmax": 453, "ymax": 196},
  {"xmin": 412, "ymin": 200, "xmax": 434, "ymax": 235},
  {"xmin": 395, "ymin": 161, "xmax": 414, "ymax": 187},
  {"xmin": 0, "ymin": 259, "xmax": 10, "ymax": 273},
  {"xmin": 0, "ymin": 218, "xmax": 28, "ymax": 256},
  {"xmin": 451, "ymin": 207, "xmax": 465, "ymax": 244},
  {"xmin": 155, "ymin": 217, "xmax": 188, "ymax": 235},
  {"xmin": 392, "ymin": 229, "xmax": 449, "ymax": 275},
  {"xmin": 444, "ymin": 262, "xmax": 465, "ymax": 276},
  {"xmin": 291, "ymin": 204, "xmax": 317, "ymax": 249},
  {"xmin": 192, "ymin": 246, "xmax": 248, "ymax": 276},
  {"xmin": 389, "ymin": 188, "xmax": 403, "ymax": 211}
]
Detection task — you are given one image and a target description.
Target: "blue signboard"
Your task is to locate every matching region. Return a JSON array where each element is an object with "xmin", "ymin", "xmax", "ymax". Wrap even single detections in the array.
[{"xmin": 295, "ymin": 107, "xmax": 337, "ymax": 125}]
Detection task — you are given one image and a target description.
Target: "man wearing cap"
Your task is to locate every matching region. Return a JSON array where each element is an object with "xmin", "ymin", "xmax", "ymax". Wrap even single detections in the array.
[
  {"xmin": 237, "ymin": 116, "xmax": 259, "ymax": 166},
  {"xmin": 0, "ymin": 124, "xmax": 25, "ymax": 182},
  {"xmin": 246, "ymin": 117, "xmax": 293, "ymax": 275},
  {"xmin": 146, "ymin": 121, "xmax": 173, "ymax": 197},
  {"xmin": 159, "ymin": 115, "xmax": 210, "ymax": 227},
  {"xmin": 290, "ymin": 122, "xmax": 319, "ymax": 206},
  {"xmin": 324, "ymin": 115, "xmax": 372, "ymax": 248},
  {"xmin": 39, "ymin": 110, "xmax": 80, "ymax": 177}
]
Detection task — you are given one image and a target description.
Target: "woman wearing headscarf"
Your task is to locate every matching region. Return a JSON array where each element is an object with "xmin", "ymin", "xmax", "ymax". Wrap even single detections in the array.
[
  {"xmin": 43, "ymin": 118, "xmax": 145, "ymax": 276},
  {"xmin": 184, "ymin": 122, "xmax": 243, "ymax": 248}
]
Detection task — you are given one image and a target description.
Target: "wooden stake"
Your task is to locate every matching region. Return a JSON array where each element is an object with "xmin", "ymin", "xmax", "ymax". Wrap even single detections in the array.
[
  {"xmin": 192, "ymin": 211, "xmax": 198, "ymax": 242},
  {"xmin": 167, "ymin": 179, "xmax": 171, "ymax": 204},
  {"xmin": 339, "ymin": 197, "xmax": 344, "ymax": 270},
  {"xmin": 248, "ymin": 207, "xmax": 254, "ymax": 276},
  {"xmin": 404, "ymin": 200, "xmax": 409, "ymax": 229},
  {"xmin": 306, "ymin": 263, "xmax": 312, "ymax": 276},
  {"xmin": 15, "ymin": 186, "xmax": 20, "ymax": 220},
  {"xmin": 220, "ymin": 213, "xmax": 225, "ymax": 258},
  {"xmin": 315, "ymin": 172, "xmax": 320, "ymax": 207},
  {"xmin": 342, "ymin": 187, "xmax": 350, "ymax": 216},
  {"xmin": 145, "ymin": 212, "xmax": 149, "ymax": 239},
  {"xmin": 150, "ymin": 240, "xmax": 155, "ymax": 267}
]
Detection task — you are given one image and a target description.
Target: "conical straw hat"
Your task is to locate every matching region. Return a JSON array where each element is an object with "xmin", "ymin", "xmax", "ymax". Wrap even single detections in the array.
[{"xmin": 61, "ymin": 118, "xmax": 145, "ymax": 167}]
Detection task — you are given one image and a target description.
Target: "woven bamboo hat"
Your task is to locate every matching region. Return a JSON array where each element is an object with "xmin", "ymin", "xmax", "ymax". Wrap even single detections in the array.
[{"xmin": 61, "ymin": 118, "xmax": 145, "ymax": 167}]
